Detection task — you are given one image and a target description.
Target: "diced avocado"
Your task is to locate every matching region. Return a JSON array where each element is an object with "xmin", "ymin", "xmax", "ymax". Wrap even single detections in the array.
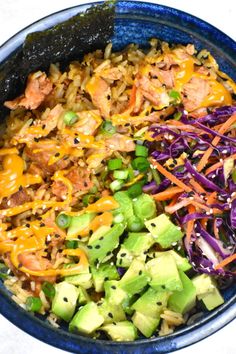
[
  {"xmin": 145, "ymin": 214, "xmax": 183, "ymax": 248},
  {"xmin": 116, "ymin": 232, "xmax": 155, "ymax": 267},
  {"xmin": 104, "ymin": 280, "xmax": 128, "ymax": 306},
  {"xmin": 131, "ymin": 287, "xmax": 170, "ymax": 318},
  {"xmin": 116, "ymin": 248, "xmax": 134, "ymax": 268},
  {"xmin": 114, "ymin": 191, "xmax": 134, "ymax": 222},
  {"xmin": 200, "ymin": 288, "xmax": 224, "ymax": 311},
  {"xmin": 78, "ymin": 286, "xmax": 91, "ymax": 305},
  {"xmin": 168, "ymin": 270, "xmax": 196, "ymax": 314},
  {"xmin": 88, "ymin": 225, "xmax": 111, "ymax": 245},
  {"xmin": 64, "ymin": 264, "xmax": 92, "ymax": 289},
  {"xmin": 133, "ymin": 193, "xmax": 157, "ymax": 222},
  {"xmin": 52, "ymin": 281, "xmax": 79, "ymax": 322},
  {"xmin": 88, "ymin": 223, "xmax": 126, "ymax": 264},
  {"xmin": 192, "ymin": 274, "xmax": 217, "ymax": 298},
  {"xmin": 192, "ymin": 274, "xmax": 224, "ymax": 310},
  {"xmin": 132, "ymin": 311, "xmax": 160, "ymax": 338},
  {"xmin": 101, "ymin": 321, "xmax": 137, "ymax": 341},
  {"xmin": 98, "ymin": 300, "xmax": 126, "ymax": 324},
  {"xmin": 67, "ymin": 213, "xmax": 96, "ymax": 239},
  {"xmin": 69, "ymin": 302, "xmax": 104, "ymax": 334},
  {"xmin": 91, "ymin": 263, "xmax": 119, "ymax": 292},
  {"xmin": 121, "ymin": 295, "xmax": 137, "ymax": 315},
  {"xmin": 120, "ymin": 259, "xmax": 149, "ymax": 296},
  {"xmin": 146, "ymin": 253, "xmax": 183, "ymax": 292},
  {"xmin": 149, "ymin": 250, "xmax": 192, "ymax": 272}
]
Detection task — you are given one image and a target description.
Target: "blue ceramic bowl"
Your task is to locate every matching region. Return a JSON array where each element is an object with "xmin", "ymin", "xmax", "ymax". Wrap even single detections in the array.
[{"xmin": 0, "ymin": 2, "xmax": 235, "ymax": 353}]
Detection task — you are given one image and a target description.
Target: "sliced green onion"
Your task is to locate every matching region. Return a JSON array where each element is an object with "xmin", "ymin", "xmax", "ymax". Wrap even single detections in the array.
[
  {"xmin": 63, "ymin": 111, "xmax": 78, "ymax": 126},
  {"xmin": 169, "ymin": 90, "xmax": 181, "ymax": 103},
  {"xmin": 127, "ymin": 183, "xmax": 143, "ymax": 198},
  {"xmin": 131, "ymin": 157, "xmax": 150, "ymax": 172},
  {"xmin": 113, "ymin": 213, "xmax": 125, "ymax": 224},
  {"xmin": 232, "ymin": 168, "xmax": 236, "ymax": 183},
  {"xmin": 127, "ymin": 166, "xmax": 135, "ymax": 181},
  {"xmin": 113, "ymin": 170, "xmax": 129, "ymax": 180},
  {"xmin": 65, "ymin": 240, "xmax": 79, "ymax": 249},
  {"xmin": 127, "ymin": 215, "xmax": 144, "ymax": 232},
  {"xmin": 108, "ymin": 158, "xmax": 122, "ymax": 171},
  {"xmin": 26, "ymin": 296, "xmax": 42, "ymax": 312},
  {"xmin": 42, "ymin": 282, "xmax": 56, "ymax": 299},
  {"xmin": 82, "ymin": 194, "xmax": 95, "ymax": 207},
  {"xmin": 173, "ymin": 111, "xmax": 182, "ymax": 120},
  {"xmin": 100, "ymin": 120, "xmax": 116, "ymax": 135},
  {"xmin": 56, "ymin": 214, "xmax": 72, "ymax": 229},
  {"xmin": 110, "ymin": 179, "xmax": 124, "ymax": 192},
  {"xmin": 151, "ymin": 168, "xmax": 161, "ymax": 185},
  {"xmin": 135, "ymin": 144, "xmax": 148, "ymax": 157}
]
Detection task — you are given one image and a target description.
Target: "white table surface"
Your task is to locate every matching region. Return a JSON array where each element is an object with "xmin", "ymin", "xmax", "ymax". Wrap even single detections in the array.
[{"xmin": 0, "ymin": 0, "xmax": 235, "ymax": 353}]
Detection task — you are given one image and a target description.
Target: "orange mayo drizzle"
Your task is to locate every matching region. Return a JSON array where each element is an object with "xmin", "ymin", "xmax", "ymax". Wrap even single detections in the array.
[
  {"xmin": 0, "ymin": 154, "xmax": 42, "ymax": 199},
  {"xmin": 78, "ymin": 211, "xmax": 113, "ymax": 237},
  {"xmin": 0, "ymin": 171, "xmax": 73, "ymax": 217},
  {"xmin": 66, "ymin": 196, "xmax": 119, "ymax": 217}
]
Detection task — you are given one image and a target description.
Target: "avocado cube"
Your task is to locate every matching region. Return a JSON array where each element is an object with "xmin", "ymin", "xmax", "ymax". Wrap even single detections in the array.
[
  {"xmin": 146, "ymin": 253, "xmax": 183, "ymax": 292},
  {"xmin": 64, "ymin": 264, "xmax": 92, "ymax": 289},
  {"xmin": 117, "ymin": 232, "xmax": 155, "ymax": 268},
  {"xmin": 101, "ymin": 321, "xmax": 137, "ymax": 341},
  {"xmin": 52, "ymin": 282, "xmax": 79, "ymax": 322},
  {"xmin": 131, "ymin": 287, "xmax": 170, "ymax": 318},
  {"xmin": 88, "ymin": 225, "xmax": 111, "ymax": 245},
  {"xmin": 192, "ymin": 274, "xmax": 217, "ymax": 298},
  {"xmin": 145, "ymin": 214, "xmax": 183, "ymax": 248},
  {"xmin": 69, "ymin": 302, "xmax": 104, "ymax": 334},
  {"xmin": 104, "ymin": 280, "xmax": 128, "ymax": 306},
  {"xmin": 201, "ymin": 288, "xmax": 224, "ymax": 311},
  {"xmin": 91, "ymin": 263, "xmax": 119, "ymax": 292},
  {"xmin": 88, "ymin": 223, "xmax": 126, "ymax": 263},
  {"xmin": 67, "ymin": 212, "xmax": 96, "ymax": 239},
  {"xmin": 168, "ymin": 271, "xmax": 196, "ymax": 314},
  {"xmin": 78, "ymin": 286, "xmax": 91, "ymax": 305},
  {"xmin": 98, "ymin": 300, "xmax": 126, "ymax": 324},
  {"xmin": 149, "ymin": 250, "xmax": 192, "ymax": 272},
  {"xmin": 132, "ymin": 311, "xmax": 160, "ymax": 338},
  {"xmin": 120, "ymin": 259, "xmax": 149, "ymax": 296}
]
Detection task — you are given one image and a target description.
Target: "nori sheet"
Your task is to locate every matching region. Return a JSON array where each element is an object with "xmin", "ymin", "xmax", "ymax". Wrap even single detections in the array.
[{"xmin": 0, "ymin": 1, "xmax": 115, "ymax": 120}]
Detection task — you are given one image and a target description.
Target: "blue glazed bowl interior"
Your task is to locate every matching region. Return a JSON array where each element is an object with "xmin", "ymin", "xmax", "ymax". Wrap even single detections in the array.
[{"xmin": 0, "ymin": 1, "xmax": 235, "ymax": 353}]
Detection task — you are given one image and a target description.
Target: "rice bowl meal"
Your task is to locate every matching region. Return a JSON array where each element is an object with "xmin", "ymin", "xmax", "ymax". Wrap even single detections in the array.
[{"xmin": 0, "ymin": 34, "xmax": 236, "ymax": 341}]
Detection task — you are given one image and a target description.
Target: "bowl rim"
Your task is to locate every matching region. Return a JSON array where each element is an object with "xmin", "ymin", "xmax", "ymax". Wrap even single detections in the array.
[{"xmin": 0, "ymin": 1, "xmax": 235, "ymax": 353}]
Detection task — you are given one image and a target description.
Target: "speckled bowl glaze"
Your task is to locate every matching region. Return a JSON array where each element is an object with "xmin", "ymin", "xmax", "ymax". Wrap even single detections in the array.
[{"xmin": 0, "ymin": 2, "xmax": 235, "ymax": 353}]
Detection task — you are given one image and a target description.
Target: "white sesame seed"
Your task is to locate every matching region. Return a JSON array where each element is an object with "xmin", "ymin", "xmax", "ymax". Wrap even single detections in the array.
[{"xmin": 222, "ymin": 150, "xmax": 228, "ymax": 154}]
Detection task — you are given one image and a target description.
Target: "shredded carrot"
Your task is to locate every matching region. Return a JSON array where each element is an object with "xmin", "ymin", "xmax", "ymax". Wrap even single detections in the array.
[
  {"xmin": 205, "ymin": 153, "xmax": 236, "ymax": 175},
  {"xmin": 186, "ymin": 205, "xmax": 196, "ymax": 243},
  {"xmin": 150, "ymin": 159, "xmax": 192, "ymax": 193},
  {"xmin": 189, "ymin": 178, "xmax": 206, "ymax": 194},
  {"xmin": 214, "ymin": 253, "xmax": 236, "ymax": 270},
  {"xmin": 207, "ymin": 191, "xmax": 217, "ymax": 205},
  {"xmin": 168, "ymin": 194, "xmax": 179, "ymax": 207},
  {"xmin": 152, "ymin": 186, "xmax": 184, "ymax": 201},
  {"xmin": 197, "ymin": 113, "xmax": 236, "ymax": 172},
  {"xmin": 200, "ymin": 218, "xmax": 208, "ymax": 227}
]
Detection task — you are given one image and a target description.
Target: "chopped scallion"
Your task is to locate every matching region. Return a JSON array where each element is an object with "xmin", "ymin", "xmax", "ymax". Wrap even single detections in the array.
[
  {"xmin": 131, "ymin": 157, "xmax": 150, "ymax": 172},
  {"xmin": 135, "ymin": 144, "xmax": 148, "ymax": 157},
  {"xmin": 110, "ymin": 179, "xmax": 124, "ymax": 192},
  {"xmin": 113, "ymin": 170, "xmax": 129, "ymax": 180},
  {"xmin": 100, "ymin": 120, "xmax": 116, "ymax": 135},
  {"xmin": 108, "ymin": 158, "xmax": 122, "ymax": 171},
  {"xmin": 42, "ymin": 282, "xmax": 56, "ymax": 299},
  {"xmin": 26, "ymin": 296, "xmax": 42, "ymax": 312},
  {"xmin": 63, "ymin": 111, "xmax": 78, "ymax": 126},
  {"xmin": 56, "ymin": 214, "xmax": 72, "ymax": 229},
  {"xmin": 127, "ymin": 183, "xmax": 143, "ymax": 198}
]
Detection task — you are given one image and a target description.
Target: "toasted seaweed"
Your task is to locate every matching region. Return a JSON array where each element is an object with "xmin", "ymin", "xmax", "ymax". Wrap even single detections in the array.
[{"xmin": 0, "ymin": 1, "xmax": 115, "ymax": 120}]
